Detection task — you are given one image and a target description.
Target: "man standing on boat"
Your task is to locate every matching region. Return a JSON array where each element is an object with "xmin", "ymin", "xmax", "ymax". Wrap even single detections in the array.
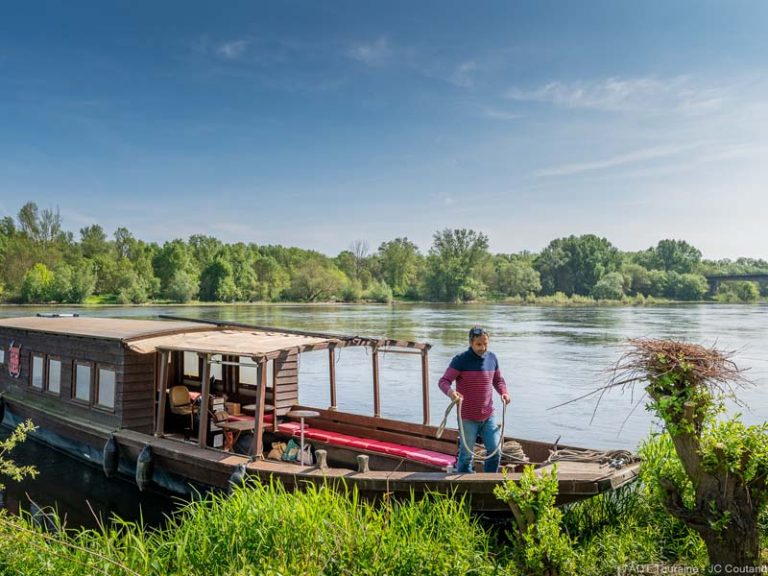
[{"xmin": 438, "ymin": 326, "xmax": 511, "ymax": 473}]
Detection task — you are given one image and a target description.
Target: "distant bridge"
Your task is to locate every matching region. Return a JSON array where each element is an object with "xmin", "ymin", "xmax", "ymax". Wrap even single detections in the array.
[{"xmin": 704, "ymin": 273, "xmax": 768, "ymax": 294}]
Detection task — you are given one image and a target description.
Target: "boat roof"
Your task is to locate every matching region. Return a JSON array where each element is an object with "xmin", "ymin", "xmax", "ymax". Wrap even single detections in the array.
[
  {"xmin": 0, "ymin": 316, "xmax": 205, "ymax": 340},
  {"xmin": 126, "ymin": 329, "xmax": 339, "ymax": 358},
  {"xmin": 0, "ymin": 316, "xmax": 429, "ymax": 359}
]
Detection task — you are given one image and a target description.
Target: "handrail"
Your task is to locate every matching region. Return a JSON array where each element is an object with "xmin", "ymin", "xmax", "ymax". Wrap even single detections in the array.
[{"xmin": 157, "ymin": 314, "xmax": 431, "ymax": 351}]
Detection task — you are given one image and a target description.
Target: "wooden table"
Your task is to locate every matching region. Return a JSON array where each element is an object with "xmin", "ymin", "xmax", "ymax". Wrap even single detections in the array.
[
  {"xmin": 216, "ymin": 419, "xmax": 255, "ymax": 451},
  {"xmin": 242, "ymin": 403, "xmax": 274, "ymax": 415},
  {"xmin": 285, "ymin": 409, "xmax": 320, "ymax": 465}
]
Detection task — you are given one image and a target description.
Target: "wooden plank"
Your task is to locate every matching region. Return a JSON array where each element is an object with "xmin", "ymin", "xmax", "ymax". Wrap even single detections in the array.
[
  {"xmin": 292, "ymin": 406, "xmax": 458, "ymax": 440},
  {"xmin": 308, "ymin": 419, "xmax": 455, "ymax": 454}
]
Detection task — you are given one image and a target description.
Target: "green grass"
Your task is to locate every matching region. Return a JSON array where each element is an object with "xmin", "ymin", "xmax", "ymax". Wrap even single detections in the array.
[
  {"xmin": 1, "ymin": 477, "xmax": 766, "ymax": 575},
  {"xmin": 0, "ymin": 481, "xmax": 511, "ymax": 576}
]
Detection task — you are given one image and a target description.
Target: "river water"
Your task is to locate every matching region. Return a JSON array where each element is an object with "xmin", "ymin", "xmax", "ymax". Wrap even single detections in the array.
[{"xmin": 1, "ymin": 303, "xmax": 766, "ymax": 527}]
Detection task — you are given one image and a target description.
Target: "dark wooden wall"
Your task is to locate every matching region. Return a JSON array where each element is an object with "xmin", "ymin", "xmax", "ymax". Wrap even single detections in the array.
[
  {"xmin": 269, "ymin": 351, "xmax": 298, "ymax": 416},
  {"xmin": 0, "ymin": 328, "xmax": 156, "ymax": 433}
]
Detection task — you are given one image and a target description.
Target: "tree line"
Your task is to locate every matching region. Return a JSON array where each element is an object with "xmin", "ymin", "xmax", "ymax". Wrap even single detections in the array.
[{"xmin": 0, "ymin": 201, "xmax": 766, "ymax": 304}]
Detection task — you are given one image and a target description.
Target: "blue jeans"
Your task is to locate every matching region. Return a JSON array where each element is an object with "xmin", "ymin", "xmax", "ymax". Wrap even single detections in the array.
[{"xmin": 456, "ymin": 414, "xmax": 501, "ymax": 473}]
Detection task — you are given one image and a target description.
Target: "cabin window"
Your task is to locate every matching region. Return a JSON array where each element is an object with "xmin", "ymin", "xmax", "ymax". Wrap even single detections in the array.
[
  {"xmin": 31, "ymin": 354, "xmax": 45, "ymax": 389},
  {"xmin": 238, "ymin": 356, "xmax": 258, "ymax": 385},
  {"xmin": 183, "ymin": 351, "xmax": 200, "ymax": 380},
  {"xmin": 0, "ymin": 347, "xmax": 5, "ymax": 364},
  {"xmin": 97, "ymin": 367, "xmax": 116, "ymax": 410},
  {"xmin": 238, "ymin": 357, "xmax": 272, "ymax": 388},
  {"xmin": 210, "ymin": 354, "xmax": 222, "ymax": 381},
  {"xmin": 47, "ymin": 358, "xmax": 62, "ymax": 395},
  {"xmin": 74, "ymin": 362, "xmax": 92, "ymax": 402}
]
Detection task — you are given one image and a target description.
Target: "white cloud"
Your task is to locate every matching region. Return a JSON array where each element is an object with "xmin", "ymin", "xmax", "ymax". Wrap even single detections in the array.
[
  {"xmin": 217, "ymin": 40, "xmax": 249, "ymax": 60},
  {"xmin": 535, "ymin": 143, "xmax": 702, "ymax": 177},
  {"xmin": 347, "ymin": 37, "xmax": 391, "ymax": 66},
  {"xmin": 480, "ymin": 106, "xmax": 521, "ymax": 121},
  {"xmin": 449, "ymin": 61, "xmax": 476, "ymax": 88},
  {"xmin": 507, "ymin": 76, "xmax": 728, "ymax": 115}
]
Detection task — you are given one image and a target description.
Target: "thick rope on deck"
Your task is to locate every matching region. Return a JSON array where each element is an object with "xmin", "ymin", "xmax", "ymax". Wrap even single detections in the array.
[{"xmin": 436, "ymin": 397, "xmax": 529, "ymax": 465}]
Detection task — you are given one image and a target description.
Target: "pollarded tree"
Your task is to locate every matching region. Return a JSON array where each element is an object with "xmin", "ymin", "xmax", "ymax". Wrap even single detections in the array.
[{"xmin": 610, "ymin": 339, "xmax": 768, "ymax": 569}]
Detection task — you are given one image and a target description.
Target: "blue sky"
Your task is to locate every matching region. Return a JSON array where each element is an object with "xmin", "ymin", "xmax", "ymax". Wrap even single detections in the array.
[{"xmin": 1, "ymin": 1, "xmax": 766, "ymax": 259}]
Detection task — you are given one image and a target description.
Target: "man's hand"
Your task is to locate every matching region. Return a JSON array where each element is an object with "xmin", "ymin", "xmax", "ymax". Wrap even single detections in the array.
[
  {"xmin": 501, "ymin": 393, "xmax": 511, "ymax": 405},
  {"xmin": 450, "ymin": 390, "xmax": 463, "ymax": 402}
]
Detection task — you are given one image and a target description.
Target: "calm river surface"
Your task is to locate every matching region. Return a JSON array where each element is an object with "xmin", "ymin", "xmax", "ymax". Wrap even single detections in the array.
[{"xmin": 1, "ymin": 303, "xmax": 766, "ymax": 526}]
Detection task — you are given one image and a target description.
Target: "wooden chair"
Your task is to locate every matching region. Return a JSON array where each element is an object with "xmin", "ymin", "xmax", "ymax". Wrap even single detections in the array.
[{"xmin": 169, "ymin": 385, "xmax": 196, "ymax": 430}]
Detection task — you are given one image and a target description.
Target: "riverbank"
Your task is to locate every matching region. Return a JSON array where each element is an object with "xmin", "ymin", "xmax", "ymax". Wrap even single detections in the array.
[
  {"xmin": 1, "ymin": 470, "xmax": 765, "ymax": 575},
  {"xmin": 1, "ymin": 293, "xmax": 764, "ymax": 308}
]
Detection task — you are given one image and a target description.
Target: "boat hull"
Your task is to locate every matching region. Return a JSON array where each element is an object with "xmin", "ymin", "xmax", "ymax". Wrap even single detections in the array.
[{"xmin": 2, "ymin": 396, "xmax": 640, "ymax": 513}]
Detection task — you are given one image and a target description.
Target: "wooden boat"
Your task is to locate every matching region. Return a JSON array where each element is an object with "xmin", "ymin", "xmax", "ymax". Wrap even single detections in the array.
[{"xmin": 0, "ymin": 315, "xmax": 640, "ymax": 513}]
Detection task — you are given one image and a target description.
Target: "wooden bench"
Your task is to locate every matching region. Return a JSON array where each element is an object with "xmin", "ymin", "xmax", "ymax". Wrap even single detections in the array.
[{"xmin": 277, "ymin": 408, "xmax": 457, "ymax": 470}]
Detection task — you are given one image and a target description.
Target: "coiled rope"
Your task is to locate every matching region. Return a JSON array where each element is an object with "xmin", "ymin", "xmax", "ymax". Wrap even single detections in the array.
[
  {"xmin": 546, "ymin": 447, "xmax": 634, "ymax": 468},
  {"xmin": 436, "ymin": 396, "xmax": 527, "ymax": 463},
  {"xmin": 436, "ymin": 397, "xmax": 633, "ymax": 468}
]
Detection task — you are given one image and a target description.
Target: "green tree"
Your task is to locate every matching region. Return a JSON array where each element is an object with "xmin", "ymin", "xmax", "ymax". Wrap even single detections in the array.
[
  {"xmin": 665, "ymin": 272, "xmax": 708, "ymax": 301},
  {"xmin": 377, "ymin": 237, "xmax": 421, "ymax": 297},
  {"xmin": 612, "ymin": 339, "xmax": 768, "ymax": 569},
  {"xmin": 20, "ymin": 263, "xmax": 54, "ymax": 302},
  {"xmin": 166, "ymin": 269, "xmax": 198, "ymax": 303},
  {"xmin": 49, "ymin": 263, "xmax": 73, "ymax": 302},
  {"xmin": 535, "ymin": 234, "xmax": 621, "ymax": 296},
  {"xmin": 115, "ymin": 268, "xmax": 151, "ymax": 304},
  {"xmin": 491, "ymin": 255, "xmax": 542, "ymax": 297},
  {"xmin": 424, "ymin": 229, "xmax": 490, "ymax": 302},
  {"xmin": 17, "ymin": 202, "xmax": 64, "ymax": 245},
  {"xmin": 716, "ymin": 281, "xmax": 761, "ymax": 303},
  {"xmin": 621, "ymin": 263, "xmax": 652, "ymax": 296},
  {"xmin": 1, "ymin": 420, "xmax": 39, "ymax": 491},
  {"xmin": 189, "ymin": 234, "xmax": 223, "ymax": 273},
  {"xmin": 153, "ymin": 240, "xmax": 197, "ymax": 298},
  {"xmin": 335, "ymin": 250, "xmax": 357, "ymax": 283},
  {"xmin": 286, "ymin": 259, "xmax": 346, "ymax": 301},
  {"xmin": 199, "ymin": 258, "xmax": 236, "ymax": 302},
  {"xmin": 650, "ymin": 239, "xmax": 703, "ymax": 273},
  {"xmin": 253, "ymin": 255, "xmax": 290, "ymax": 301},
  {"xmin": 69, "ymin": 260, "xmax": 97, "ymax": 302},
  {"xmin": 0, "ymin": 235, "xmax": 43, "ymax": 296},
  {"xmin": 79, "ymin": 224, "xmax": 110, "ymax": 259},
  {"xmin": 591, "ymin": 271, "xmax": 625, "ymax": 300},
  {"xmin": 225, "ymin": 243, "xmax": 258, "ymax": 301}
]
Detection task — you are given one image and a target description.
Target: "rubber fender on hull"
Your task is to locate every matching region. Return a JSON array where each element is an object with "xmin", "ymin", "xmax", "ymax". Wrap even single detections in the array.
[
  {"xmin": 135, "ymin": 445, "xmax": 153, "ymax": 492},
  {"xmin": 228, "ymin": 463, "xmax": 248, "ymax": 493},
  {"xmin": 103, "ymin": 435, "xmax": 119, "ymax": 478}
]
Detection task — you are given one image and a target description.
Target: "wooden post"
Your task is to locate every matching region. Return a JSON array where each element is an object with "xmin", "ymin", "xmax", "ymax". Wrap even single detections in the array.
[
  {"xmin": 252, "ymin": 359, "xmax": 269, "ymax": 458},
  {"xmin": 155, "ymin": 350, "xmax": 169, "ymax": 436},
  {"xmin": 198, "ymin": 354, "xmax": 211, "ymax": 448},
  {"xmin": 372, "ymin": 344, "xmax": 381, "ymax": 418},
  {"xmin": 421, "ymin": 349, "xmax": 430, "ymax": 426},
  {"xmin": 328, "ymin": 346, "xmax": 337, "ymax": 410},
  {"xmin": 272, "ymin": 358, "xmax": 278, "ymax": 433}
]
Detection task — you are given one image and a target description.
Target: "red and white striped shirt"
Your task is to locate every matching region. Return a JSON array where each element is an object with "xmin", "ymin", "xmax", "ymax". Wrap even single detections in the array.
[{"xmin": 438, "ymin": 348, "xmax": 508, "ymax": 421}]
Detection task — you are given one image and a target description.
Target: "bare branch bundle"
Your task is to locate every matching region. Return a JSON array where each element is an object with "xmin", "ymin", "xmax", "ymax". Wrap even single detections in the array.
[{"xmin": 609, "ymin": 338, "xmax": 750, "ymax": 398}]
